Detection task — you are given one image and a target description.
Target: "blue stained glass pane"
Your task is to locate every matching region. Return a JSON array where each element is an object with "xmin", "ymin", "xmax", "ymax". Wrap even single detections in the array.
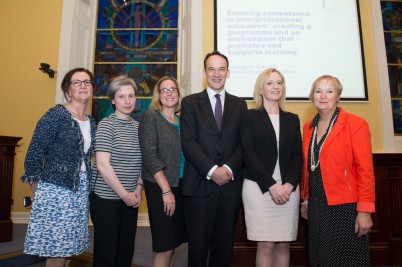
[
  {"xmin": 392, "ymin": 100, "xmax": 402, "ymax": 134},
  {"xmin": 387, "ymin": 66, "xmax": 402, "ymax": 98},
  {"xmin": 95, "ymin": 30, "xmax": 178, "ymax": 62},
  {"xmin": 94, "ymin": 63, "xmax": 177, "ymax": 97},
  {"xmin": 93, "ymin": 0, "xmax": 178, "ymax": 120},
  {"xmin": 381, "ymin": 1, "xmax": 402, "ymax": 31},
  {"xmin": 384, "ymin": 32, "xmax": 402, "ymax": 64},
  {"xmin": 381, "ymin": 1, "xmax": 402, "ymax": 65},
  {"xmin": 97, "ymin": 0, "xmax": 178, "ymax": 29},
  {"xmin": 92, "ymin": 98, "xmax": 151, "ymax": 123},
  {"xmin": 382, "ymin": 1, "xmax": 402, "ymax": 135}
]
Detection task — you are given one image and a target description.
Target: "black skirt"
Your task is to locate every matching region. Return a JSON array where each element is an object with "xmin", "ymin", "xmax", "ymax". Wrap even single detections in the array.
[{"xmin": 144, "ymin": 179, "xmax": 187, "ymax": 252}]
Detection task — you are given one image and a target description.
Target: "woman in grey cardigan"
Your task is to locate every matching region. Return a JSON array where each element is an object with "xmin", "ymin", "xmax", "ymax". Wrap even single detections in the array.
[{"xmin": 139, "ymin": 76, "xmax": 186, "ymax": 267}]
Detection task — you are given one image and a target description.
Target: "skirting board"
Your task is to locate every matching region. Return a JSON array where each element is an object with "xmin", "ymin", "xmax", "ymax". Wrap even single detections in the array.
[{"xmin": 11, "ymin": 212, "xmax": 150, "ymax": 227}]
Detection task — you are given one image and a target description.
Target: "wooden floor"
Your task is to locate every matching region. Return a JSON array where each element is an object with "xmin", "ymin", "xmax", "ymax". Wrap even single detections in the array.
[{"xmin": 0, "ymin": 224, "xmax": 187, "ymax": 267}]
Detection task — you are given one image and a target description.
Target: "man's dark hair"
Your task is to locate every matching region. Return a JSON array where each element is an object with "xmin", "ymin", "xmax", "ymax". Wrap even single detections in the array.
[{"xmin": 203, "ymin": 51, "xmax": 229, "ymax": 70}]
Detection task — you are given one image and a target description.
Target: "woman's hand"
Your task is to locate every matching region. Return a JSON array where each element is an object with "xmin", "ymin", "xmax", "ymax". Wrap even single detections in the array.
[
  {"xmin": 153, "ymin": 171, "xmax": 176, "ymax": 216},
  {"xmin": 300, "ymin": 203, "xmax": 308, "ymax": 220},
  {"xmin": 29, "ymin": 182, "xmax": 38, "ymax": 206},
  {"xmin": 121, "ymin": 191, "xmax": 140, "ymax": 207},
  {"xmin": 131, "ymin": 186, "xmax": 142, "ymax": 208},
  {"xmin": 96, "ymin": 151, "xmax": 140, "ymax": 207},
  {"xmin": 355, "ymin": 212, "xmax": 373, "ymax": 237},
  {"xmin": 162, "ymin": 192, "xmax": 176, "ymax": 217},
  {"xmin": 283, "ymin": 182, "xmax": 294, "ymax": 195},
  {"xmin": 268, "ymin": 183, "xmax": 290, "ymax": 205}
]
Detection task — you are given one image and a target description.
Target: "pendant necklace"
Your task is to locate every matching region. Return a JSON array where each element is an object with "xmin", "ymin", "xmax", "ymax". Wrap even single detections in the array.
[{"xmin": 310, "ymin": 117, "xmax": 337, "ymax": 171}]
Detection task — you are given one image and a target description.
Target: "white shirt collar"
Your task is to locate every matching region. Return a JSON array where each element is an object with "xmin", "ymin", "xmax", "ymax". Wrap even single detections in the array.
[{"xmin": 206, "ymin": 87, "xmax": 225, "ymax": 101}]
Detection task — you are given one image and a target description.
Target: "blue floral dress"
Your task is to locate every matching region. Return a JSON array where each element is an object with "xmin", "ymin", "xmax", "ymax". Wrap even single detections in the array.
[
  {"xmin": 22, "ymin": 106, "xmax": 94, "ymax": 257},
  {"xmin": 24, "ymin": 172, "xmax": 90, "ymax": 257}
]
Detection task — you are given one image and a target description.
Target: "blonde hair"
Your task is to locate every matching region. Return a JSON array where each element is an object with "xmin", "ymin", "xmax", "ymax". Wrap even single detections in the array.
[
  {"xmin": 309, "ymin": 75, "xmax": 343, "ymax": 101},
  {"xmin": 149, "ymin": 76, "xmax": 182, "ymax": 113},
  {"xmin": 253, "ymin": 68, "xmax": 286, "ymax": 110}
]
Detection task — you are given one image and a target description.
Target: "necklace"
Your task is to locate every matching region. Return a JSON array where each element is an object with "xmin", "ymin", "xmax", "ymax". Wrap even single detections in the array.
[
  {"xmin": 66, "ymin": 105, "xmax": 86, "ymax": 121},
  {"xmin": 310, "ymin": 116, "xmax": 337, "ymax": 171}
]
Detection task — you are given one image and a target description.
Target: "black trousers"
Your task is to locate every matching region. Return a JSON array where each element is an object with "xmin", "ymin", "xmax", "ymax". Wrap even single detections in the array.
[
  {"xmin": 184, "ymin": 186, "xmax": 241, "ymax": 267},
  {"xmin": 89, "ymin": 193, "xmax": 138, "ymax": 267}
]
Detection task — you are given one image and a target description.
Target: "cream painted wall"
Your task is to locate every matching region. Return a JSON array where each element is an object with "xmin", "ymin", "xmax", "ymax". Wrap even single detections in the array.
[
  {"xmin": 202, "ymin": 0, "xmax": 384, "ymax": 152},
  {"xmin": 0, "ymin": 0, "xmax": 385, "ymax": 216},
  {"xmin": 0, "ymin": 1, "xmax": 150, "ymax": 216},
  {"xmin": 0, "ymin": 1, "xmax": 63, "ymax": 213}
]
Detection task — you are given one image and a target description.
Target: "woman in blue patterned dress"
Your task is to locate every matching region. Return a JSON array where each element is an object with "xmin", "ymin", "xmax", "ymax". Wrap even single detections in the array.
[{"xmin": 21, "ymin": 68, "xmax": 96, "ymax": 267}]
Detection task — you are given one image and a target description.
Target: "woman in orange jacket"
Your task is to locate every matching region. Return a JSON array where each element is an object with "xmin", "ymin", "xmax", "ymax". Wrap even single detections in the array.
[{"xmin": 300, "ymin": 75, "xmax": 375, "ymax": 267}]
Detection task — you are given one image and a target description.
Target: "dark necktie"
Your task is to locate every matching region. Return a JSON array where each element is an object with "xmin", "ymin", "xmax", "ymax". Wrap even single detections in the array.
[{"xmin": 214, "ymin": 94, "xmax": 222, "ymax": 130}]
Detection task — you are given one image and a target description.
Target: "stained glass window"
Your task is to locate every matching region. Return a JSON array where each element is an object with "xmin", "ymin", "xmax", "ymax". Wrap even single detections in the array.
[
  {"xmin": 92, "ymin": 0, "xmax": 179, "ymax": 122},
  {"xmin": 381, "ymin": 1, "xmax": 402, "ymax": 134}
]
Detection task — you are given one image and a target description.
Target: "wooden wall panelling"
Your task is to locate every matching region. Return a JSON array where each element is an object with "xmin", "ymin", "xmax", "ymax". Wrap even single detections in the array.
[
  {"xmin": 231, "ymin": 153, "xmax": 402, "ymax": 267},
  {"xmin": 0, "ymin": 136, "xmax": 22, "ymax": 243}
]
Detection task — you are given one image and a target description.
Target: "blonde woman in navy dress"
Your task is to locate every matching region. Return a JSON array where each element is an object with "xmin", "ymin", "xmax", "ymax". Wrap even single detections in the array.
[
  {"xmin": 240, "ymin": 68, "xmax": 302, "ymax": 267},
  {"xmin": 21, "ymin": 68, "xmax": 96, "ymax": 267}
]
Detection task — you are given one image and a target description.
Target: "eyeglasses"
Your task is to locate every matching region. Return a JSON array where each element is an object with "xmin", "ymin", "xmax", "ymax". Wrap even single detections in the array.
[
  {"xmin": 70, "ymin": 80, "xmax": 93, "ymax": 87},
  {"xmin": 159, "ymin": 87, "xmax": 178, "ymax": 93}
]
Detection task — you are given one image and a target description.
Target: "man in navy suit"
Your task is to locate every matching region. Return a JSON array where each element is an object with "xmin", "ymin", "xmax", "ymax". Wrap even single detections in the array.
[{"xmin": 180, "ymin": 51, "xmax": 247, "ymax": 267}]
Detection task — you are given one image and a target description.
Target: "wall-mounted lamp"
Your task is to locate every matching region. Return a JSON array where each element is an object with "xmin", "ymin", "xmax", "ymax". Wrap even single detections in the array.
[{"xmin": 39, "ymin": 63, "xmax": 57, "ymax": 78}]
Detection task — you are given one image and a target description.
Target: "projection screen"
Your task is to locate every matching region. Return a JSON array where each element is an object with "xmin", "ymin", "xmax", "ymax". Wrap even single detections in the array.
[{"xmin": 215, "ymin": 0, "xmax": 368, "ymax": 100}]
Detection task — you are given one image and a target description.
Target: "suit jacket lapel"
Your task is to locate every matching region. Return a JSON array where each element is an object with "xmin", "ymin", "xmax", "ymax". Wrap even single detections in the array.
[
  {"xmin": 321, "ymin": 108, "xmax": 346, "ymax": 153},
  {"xmin": 259, "ymin": 108, "xmax": 278, "ymax": 152},
  {"xmin": 199, "ymin": 90, "xmax": 220, "ymax": 131},
  {"xmin": 278, "ymin": 109, "xmax": 287, "ymax": 155},
  {"xmin": 221, "ymin": 92, "xmax": 233, "ymax": 131}
]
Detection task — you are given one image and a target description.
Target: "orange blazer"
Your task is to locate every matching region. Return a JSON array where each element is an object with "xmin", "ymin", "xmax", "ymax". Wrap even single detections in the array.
[{"xmin": 300, "ymin": 108, "xmax": 375, "ymax": 213}]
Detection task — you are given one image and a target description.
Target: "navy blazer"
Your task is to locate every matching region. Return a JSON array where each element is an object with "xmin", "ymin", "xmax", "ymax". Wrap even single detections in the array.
[
  {"xmin": 21, "ymin": 104, "xmax": 96, "ymax": 191},
  {"xmin": 180, "ymin": 90, "xmax": 247, "ymax": 198},
  {"xmin": 240, "ymin": 108, "xmax": 303, "ymax": 194}
]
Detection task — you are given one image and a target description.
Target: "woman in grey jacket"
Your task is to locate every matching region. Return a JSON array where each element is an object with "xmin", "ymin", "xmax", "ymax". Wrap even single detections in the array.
[
  {"xmin": 21, "ymin": 68, "xmax": 96, "ymax": 267},
  {"xmin": 139, "ymin": 76, "xmax": 187, "ymax": 267}
]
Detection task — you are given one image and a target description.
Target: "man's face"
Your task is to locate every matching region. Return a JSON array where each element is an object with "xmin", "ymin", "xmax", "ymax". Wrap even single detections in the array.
[{"xmin": 204, "ymin": 55, "xmax": 230, "ymax": 92}]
